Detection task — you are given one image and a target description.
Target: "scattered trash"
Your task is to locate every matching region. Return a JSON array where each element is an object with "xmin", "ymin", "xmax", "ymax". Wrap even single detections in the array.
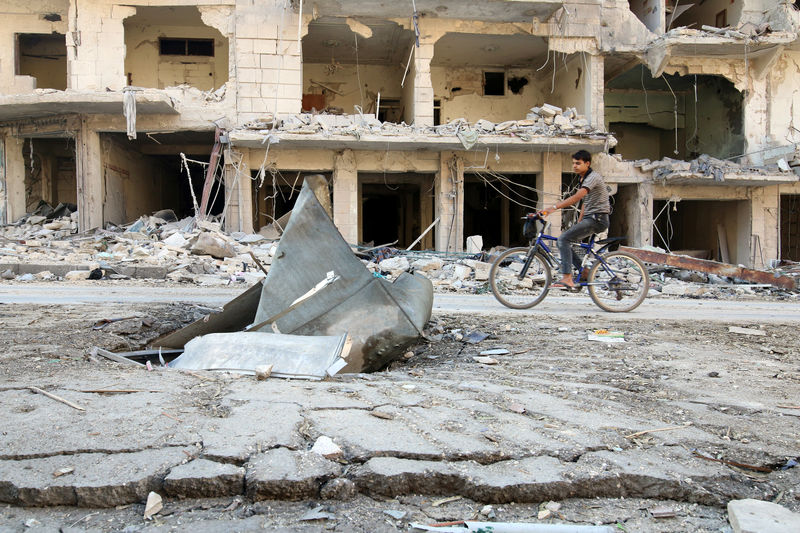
[
  {"xmin": 473, "ymin": 356, "xmax": 499, "ymax": 365},
  {"xmin": 410, "ymin": 521, "xmax": 616, "ymax": 532},
  {"xmin": 28, "ymin": 386, "xmax": 85, "ymax": 412},
  {"xmin": 588, "ymin": 330, "xmax": 625, "ymax": 343},
  {"xmin": 691, "ymin": 450, "xmax": 772, "ymax": 472},
  {"xmin": 479, "ymin": 505, "xmax": 495, "ymax": 519},
  {"xmin": 649, "ymin": 506, "xmax": 677, "ymax": 518},
  {"xmin": 143, "ymin": 491, "xmax": 163, "ymax": 520},
  {"xmin": 52, "ymin": 466, "xmax": 74, "ymax": 478},
  {"xmin": 370, "ymin": 411, "xmax": 394, "ymax": 420},
  {"xmin": 780, "ymin": 459, "xmax": 798, "ymax": 470},
  {"xmin": 479, "ymin": 348, "xmax": 510, "ymax": 356},
  {"xmin": 299, "ymin": 505, "xmax": 336, "ymax": 521},
  {"xmin": 624, "ymin": 423, "xmax": 691, "ymax": 439},
  {"xmin": 508, "ymin": 402, "xmax": 526, "ymax": 414},
  {"xmin": 311, "ymin": 436, "xmax": 343, "ymax": 460},
  {"xmin": 728, "ymin": 326, "xmax": 766, "ymax": 336},
  {"xmin": 707, "ymin": 371, "xmax": 720, "ymax": 378},
  {"xmin": 463, "ymin": 331, "xmax": 490, "ymax": 344},
  {"xmin": 384, "ymin": 510, "xmax": 407, "ymax": 520},
  {"xmin": 92, "ymin": 316, "xmax": 140, "ymax": 330},
  {"xmin": 431, "ymin": 496, "xmax": 462, "ymax": 507}
]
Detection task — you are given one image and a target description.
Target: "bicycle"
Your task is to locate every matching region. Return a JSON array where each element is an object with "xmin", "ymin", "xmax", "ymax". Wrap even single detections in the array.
[{"xmin": 489, "ymin": 213, "xmax": 650, "ymax": 312}]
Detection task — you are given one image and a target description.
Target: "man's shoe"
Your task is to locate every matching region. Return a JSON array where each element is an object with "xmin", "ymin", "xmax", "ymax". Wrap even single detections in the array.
[{"xmin": 579, "ymin": 268, "xmax": 590, "ymax": 282}]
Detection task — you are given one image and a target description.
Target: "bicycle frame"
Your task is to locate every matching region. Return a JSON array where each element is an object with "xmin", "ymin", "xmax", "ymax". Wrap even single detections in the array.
[{"xmin": 524, "ymin": 216, "xmax": 618, "ymax": 285}]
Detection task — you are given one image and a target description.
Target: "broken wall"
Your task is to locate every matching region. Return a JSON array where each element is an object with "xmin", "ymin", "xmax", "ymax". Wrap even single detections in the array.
[
  {"xmin": 629, "ymin": 0, "xmax": 663, "ymax": 33},
  {"xmin": 22, "ymin": 138, "xmax": 75, "ymax": 211},
  {"xmin": 234, "ymin": 0, "xmax": 302, "ymax": 122},
  {"xmin": 124, "ymin": 7, "xmax": 229, "ymax": 91},
  {"xmin": 302, "ymin": 64, "xmax": 404, "ymax": 115},
  {"xmin": 766, "ymin": 50, "xmax": 800, "ymax": 158},
  {"xmin": 0, "ymin": 0, "xmax": 68, "ymax": 94}
]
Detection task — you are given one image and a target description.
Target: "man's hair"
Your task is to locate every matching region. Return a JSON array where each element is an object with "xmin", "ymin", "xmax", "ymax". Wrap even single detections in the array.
[{"xmin": 572, "ymin": 150, "xmax": 591, "ymax": 163}]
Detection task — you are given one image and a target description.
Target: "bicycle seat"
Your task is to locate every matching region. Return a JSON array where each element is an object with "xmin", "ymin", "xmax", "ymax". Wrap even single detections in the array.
[{"xmin": 595, "ymin": 236, "xmax": 626, "ymax": 245}]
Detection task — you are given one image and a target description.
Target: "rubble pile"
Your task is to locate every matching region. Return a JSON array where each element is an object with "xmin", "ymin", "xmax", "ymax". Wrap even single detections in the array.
[
  {"xmin": 242, "ymin": 103, "xmax": 610, "ymax": 145},
  {"xmin": 0, "ymin": 206, "xmax": 275, "ymax": 286},
  {"xmin": 634, "ymin": 154, "xmax": 792, "ymax": 181}
]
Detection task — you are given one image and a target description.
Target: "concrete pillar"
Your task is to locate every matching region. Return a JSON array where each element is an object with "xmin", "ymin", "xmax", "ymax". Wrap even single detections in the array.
[
  {"xmin": 435, "ymin": 152, "xmax": 464, "ymax": 252},
  {"xmin": 749, "ymin": 185, "xmax": 780, "ymax": 269},
  {"xmin": 223, "ymin": 148, "xmax": 253, "ymax": 233},
  {"xmin": 413, "ymin": 43, "xmax": 435, "ymax": 127},
  {"xmin": 743, "ymin": 77, "xmax": 768, "ymax": 165},
  {"xmin": 537, "ymin": 152, "xmax": 563, "ymax": 238},
  {"xmin": 586, "ymin": 54, "xmax": 604, "ymax": 129},
  {"xmin": 633, "ymin": 182, "xmax": 653, "ymax": 247},
  {"xmin": 75, "ymin": 121, "xmax": 103, "ymax": 230},
  {"xmin": 419, "ymin": 178, "xmax": 433, "ymax": 250},
  {"xmin": 2, "ymin": 135, "xmax": 26, "ymax": 224},
  {"xmin": 333, "ymin": 149, "xmax": 359, "ymax": 244}
]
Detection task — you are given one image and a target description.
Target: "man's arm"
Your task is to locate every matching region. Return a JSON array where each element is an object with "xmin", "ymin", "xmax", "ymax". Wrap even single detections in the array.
[{"xmin": 541, "ymin": 188, "xmax": 587, "ymax": 216}]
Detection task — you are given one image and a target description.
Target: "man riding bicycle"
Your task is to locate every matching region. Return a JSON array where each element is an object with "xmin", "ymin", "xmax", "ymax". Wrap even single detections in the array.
[{"xmin": 538, "ymin": 150, "xmax": 610, "ymax": 289}]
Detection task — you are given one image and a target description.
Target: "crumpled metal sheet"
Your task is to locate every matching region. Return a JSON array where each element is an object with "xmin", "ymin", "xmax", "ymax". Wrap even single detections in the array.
[
  {"xmin": 169, "ymin": 332, "xmax": 348, "ymax": 380},
  {"xmin": 252, "ymin": 178, "xmax": 433, "ymax": 372}
]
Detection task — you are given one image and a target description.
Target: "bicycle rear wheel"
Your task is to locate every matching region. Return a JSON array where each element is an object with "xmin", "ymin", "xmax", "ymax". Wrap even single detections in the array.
[
  {"xmin": 588, "ymin": 251, "xmax": 649, "ymax": 312},
  {"xmin": 489, "ymin": 247, "xmax": 551, "ymax": 309}
]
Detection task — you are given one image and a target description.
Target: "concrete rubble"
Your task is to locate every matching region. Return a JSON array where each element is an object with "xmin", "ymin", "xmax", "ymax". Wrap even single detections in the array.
[{"xmin": 243, "ymin": 103, "xmax": 612, "ymax": 148}]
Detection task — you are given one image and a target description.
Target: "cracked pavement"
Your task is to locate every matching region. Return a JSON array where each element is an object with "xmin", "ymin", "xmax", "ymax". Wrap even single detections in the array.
[{"xmin": 0, "ymin": 294, "xmax": 799, "ymax": 531}]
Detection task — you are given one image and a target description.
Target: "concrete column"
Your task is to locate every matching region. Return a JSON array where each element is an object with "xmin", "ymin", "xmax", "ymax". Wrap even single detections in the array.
[
  {"xmin": 419, "ymin": 178, "xmax": 433, "ymax": 250},
  {"xmin": 223, "ymin": 149, "xmax": 253, "ymax": 233},
  {"xmin": 586, "ymin": 54, "xmax": 604, "ymax": 129},
  {"xmin": 435, "ymin": 152, "xmax": 464, "ymax": 252},
  {"xmin": 333, "ymin": 149, "xmax": 359, "ymax": 244},
  {"xmin": 537, "ymin": 152, "xmax": 563, "ymax": 238},
  {"xmin": 413, "ymin": 43, "xmax": 435, "ymax": 127},
  {"xmin": 2, "ymin": 135, "xmax": 26, "ymax": 224},
  {"xmin": 743, "ymin": 77, "xmax": 769, "ymax": 165},
  {"xmin": 633, "ymin": 182, "xmax": 653, "ymax": 247},
  {"xmin": 75, "ymin": 121, "xmax": 103, "ymax": 230},
  {"xmin": 749, "ymin": 185, "xmax": 780, "ymax": 269}
]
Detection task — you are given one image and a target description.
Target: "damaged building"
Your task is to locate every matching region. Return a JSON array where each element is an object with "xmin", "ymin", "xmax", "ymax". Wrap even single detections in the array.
[{"xmin": 2, "ymin": 1, "xmax": 800, "ymax": 268}]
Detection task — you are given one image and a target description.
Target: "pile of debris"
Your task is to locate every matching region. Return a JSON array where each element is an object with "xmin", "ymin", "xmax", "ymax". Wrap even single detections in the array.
[
  {"xmin": 242, "ymin": 103, "xmax": 611, "ymax": 147},
  {"xmin": 633, "ymin": 154, "xmax": 794, "ymax": 181},
  {"xmin": 1, "ymin": 203, "xmax": 275, "ymax": 286}
]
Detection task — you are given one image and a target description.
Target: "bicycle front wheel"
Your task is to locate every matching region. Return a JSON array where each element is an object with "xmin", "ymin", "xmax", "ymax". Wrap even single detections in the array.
[
  {"xmin": 588, "ymin": 251, "xmax": 650, "ymax": 312},
  {"xmin": 489, "ymin": 247, "xmax": 551, "ymax": 309}
]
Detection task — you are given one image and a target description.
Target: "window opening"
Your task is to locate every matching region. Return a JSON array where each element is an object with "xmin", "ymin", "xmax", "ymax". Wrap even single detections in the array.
[
  {"xmin": 378, "ymin": 98, "xmax": 402, "ymax": 123},
  {"xmin": 433, "ymin": 99, "xmax": 441, "ymax": 126},
  {"xmin": 483, "ymin": 71, "xmax": 505, "ymax": 96},
  {"xmin": 159, "ymin": 38, "xmax": 214, "ymax": 57}
]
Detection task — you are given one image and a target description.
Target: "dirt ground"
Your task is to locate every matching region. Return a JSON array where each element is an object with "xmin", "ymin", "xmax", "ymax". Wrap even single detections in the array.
[{"xmin": 0, "ymin": 297, "xmax": 799, "ymax": 532}]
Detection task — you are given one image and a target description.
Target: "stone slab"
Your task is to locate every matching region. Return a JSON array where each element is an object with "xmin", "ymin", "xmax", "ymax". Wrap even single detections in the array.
[
  {"xmin": 0, "ymin": 447, "xmax": 192, "ymax": 507},
  {"xmin": 728, "ymin": 499, "xmax": 800, "ymax": 533},
  {"xmin": 245, "ymin": 448, "xmax": 341, "ymax": 501},
  {"xmin": 163, "ymin": 458, "xmax": 245, "ymax": 499}
]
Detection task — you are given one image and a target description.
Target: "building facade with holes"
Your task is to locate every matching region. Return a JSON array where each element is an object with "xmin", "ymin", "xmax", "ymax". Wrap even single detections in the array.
[{"xmin": 1, "ymin": 1, "xmax": 799, "ymax": 266}]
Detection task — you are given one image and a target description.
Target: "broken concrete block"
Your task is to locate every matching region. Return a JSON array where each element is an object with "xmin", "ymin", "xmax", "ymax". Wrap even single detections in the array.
[
  {"xmin": 379, "ymin": 256, "xmax": 410, "ymax": 274},
  {"xmin": 191, "ymin": 232, "xmax": 236, "ymax": 259},
  {"xmin": 466, "ymin": 235, "xmax": 483, "ymax": 253},
  {"xmin": 474, "ymin": 262, "xmax": 492, "ymax": 281},
  {"xmin": 554, "ymin": 115, "xmax": 570, "ymax": 128},
  {"xmin": 540, "ymin": 103, "xmax": 562, "ymax": 117},
  {"xmin": 64, "ymin": 270, "xmax": 90, "ymax": 281},
  {"xmin": 728, "ymin": 499, "xmax": 800, "ymax": 533},
  {"xmin": 27, "ymin": 215, "xmax": 47, "ymax": 225},
  {"xmin": 494, "ymin": 120, "xmax": 517, "ymax": 132},
  {"xmin": 163, "ymin": 459, "xmax": 244, "ymax": 499},
  {"xmin": 320, "ymin": 478, "xmax": 358, "ymax": 500},
  {"xmin": 474, "ymin": 119, "xmax": 495, "ymax": 131},
  {"xmin": 163, "ymin": 233, "xmax": 190, "ymax": 248},
  {"xmin": 411, "ymin": 258, "xmax": 443, "ymax": 272},
  {"xmin": 245, "ymin": 448, "xmax": 342, "ymax": 501},
  {"xmin": 453, "ymin": 264, "xmax": 472, "ymax": 280}
]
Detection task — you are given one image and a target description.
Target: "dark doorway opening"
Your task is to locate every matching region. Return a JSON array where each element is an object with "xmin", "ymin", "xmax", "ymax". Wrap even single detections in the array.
[{"xmin": 781, "ymin": 194, "xmax": 800, "ymax": 261}]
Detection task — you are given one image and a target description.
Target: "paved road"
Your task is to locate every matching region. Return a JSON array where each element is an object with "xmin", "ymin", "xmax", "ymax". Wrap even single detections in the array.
[{"xmin": 1, "ymin": 283, "xmax": 798, "ymax": 323}]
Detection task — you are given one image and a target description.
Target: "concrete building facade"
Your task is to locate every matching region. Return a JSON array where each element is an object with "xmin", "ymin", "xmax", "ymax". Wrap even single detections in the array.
[{"xmin": 1, "ymin": 0, "xmax": 800, "ymax": 267}]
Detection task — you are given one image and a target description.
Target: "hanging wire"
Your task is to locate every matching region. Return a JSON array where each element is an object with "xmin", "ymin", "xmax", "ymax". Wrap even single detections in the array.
[{"xmin": 661, "ymin": 74, "xmax": 680, "ymax": 155}]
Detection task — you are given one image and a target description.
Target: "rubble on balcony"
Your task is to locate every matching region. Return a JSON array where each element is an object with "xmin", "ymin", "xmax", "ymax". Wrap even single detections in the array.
[
  {"xmin": 633, "ymin": 154, "xmax": 797, "ymax": 182},
  {"xmin": 241, "ymin": 103, "xmax": 611, "ymax": 146}
]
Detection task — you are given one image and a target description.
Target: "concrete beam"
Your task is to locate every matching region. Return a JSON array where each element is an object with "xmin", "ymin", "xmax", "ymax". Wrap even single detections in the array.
[{"xmin": 537, "ymin": 152, "xmax": 563, "ymax": 238}]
